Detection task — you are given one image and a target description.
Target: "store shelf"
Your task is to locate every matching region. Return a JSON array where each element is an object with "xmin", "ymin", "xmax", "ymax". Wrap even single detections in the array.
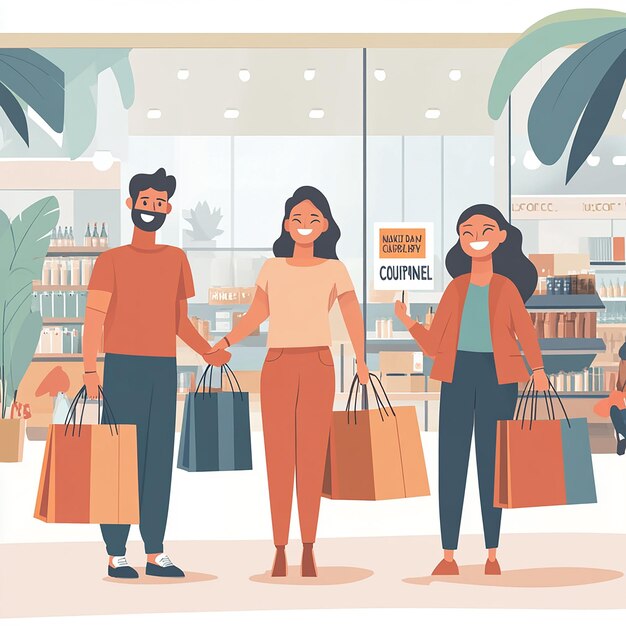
[
  {"xmin": 32, "ymin": 284, "xmax": 88, "ymax": 292},
  {"xmin": 538, "ymin": 338, "xmax": 606, "ymax": 354},
  {"xmin": 591, "ymin": 261, "xmax": 626, "ymax": 268},
  {"xmin": 526, "ymin": 294, "xmax": 605, "ymax": 310},
  {"xmin": 601, "ymin": 297, "xmax": 626, "ymax": 302},
  {"xmin": 42, "ymin": 318, "xmax": 83, "ymax": 325},
  {"xmin": 32, "ymin": 354, "xmax": 104, "ymax": 362},
  {"xmin": 47, "ymin": 247, "xmax": 108, "ymax": 256}
]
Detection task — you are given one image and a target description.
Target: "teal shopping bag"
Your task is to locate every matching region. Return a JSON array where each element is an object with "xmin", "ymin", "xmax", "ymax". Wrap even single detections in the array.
[{"xmin": 177, "ymin": 364, "xmax": 252, "ymax": 472}]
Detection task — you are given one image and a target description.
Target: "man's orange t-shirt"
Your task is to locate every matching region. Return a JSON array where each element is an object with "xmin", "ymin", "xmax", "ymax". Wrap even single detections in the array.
[{"xmin": 88, "ymin": 244, "xmax": 195, "ymax": 357}]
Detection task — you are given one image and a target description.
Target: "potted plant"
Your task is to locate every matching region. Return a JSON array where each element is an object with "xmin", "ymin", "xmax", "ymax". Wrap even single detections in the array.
[
  {"xmin": 0, "ymin": 197, "xmax": 59, "ymax": 462},
  {"xmin": 183, "ymin": 201, "xmax": 224, "ymax": 249}
]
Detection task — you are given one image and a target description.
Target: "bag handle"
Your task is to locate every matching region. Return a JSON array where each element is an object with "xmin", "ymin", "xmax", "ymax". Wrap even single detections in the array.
[
  {"xmin": 515, "ymin": 378, "xmax": 571, "ymax": 430},
  {"xmin": 64, "ymin": 386, "xmax": 118, "ymax": 437},
  {"xmin": 345, "ymin": 373, "xmax": 395, "ymax": 425},
  {"xmin": 195, "ymin": 364, "xmax": 244, "ymax": 400}
]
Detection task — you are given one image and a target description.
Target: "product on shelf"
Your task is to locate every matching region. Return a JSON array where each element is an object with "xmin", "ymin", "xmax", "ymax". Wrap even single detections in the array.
[
  {"xmin": 530, "ymin": 311, "xmax": 597, "ymax": 339},
  {"xmin": 379, "ymin": 351, "xmax": 423, "ymax": 374},
  {"xmin": 91, "ymin": 223, "xmax": 100, "ymax": 247},
  {"xmin": 99, "ymin": 222, "xmax": 109, "ymax": 247},
  {"xmin": 585, "ymin": 236, "xmax": 626, "ymax": 263},
  {"xmin": 382, "ymin": 373, "xmax": 425, "ymax": 393},
  {"xmin": 375, "ymin": 319, "xmax": 394, "ymax": 338},
  {"xmin": 546, "ymin": 366, "xmax": 613, "ymax": 394},
  {"xmin": 84, "ymin": 223, "xmax": 91, "ymax": 246},
  {"xmin": 40, "ymin": 255, "xmax": 97, "ymax": 286}
]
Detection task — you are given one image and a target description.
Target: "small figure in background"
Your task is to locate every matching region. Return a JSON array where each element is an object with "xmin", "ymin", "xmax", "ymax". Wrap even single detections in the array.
[
  {"xmin": 35, "ymin": 365, "xmax": 71, "ymax": 425},
  {"xmin": 610, "ymin": 341, "xmax": 626, "ymax": 455}
]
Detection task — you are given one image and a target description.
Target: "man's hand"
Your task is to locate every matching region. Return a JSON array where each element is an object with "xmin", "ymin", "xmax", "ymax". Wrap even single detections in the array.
[
  {"xmin": 83, "ymin": 372, "xmax": 101, "ymax": 399},
  {"xmin": 357, "ymin": 360, "xmax": 369, "ymax": 385},
  {"xmin": 203, "ymin": 349, "xmax": 231, "ymax": 367}
]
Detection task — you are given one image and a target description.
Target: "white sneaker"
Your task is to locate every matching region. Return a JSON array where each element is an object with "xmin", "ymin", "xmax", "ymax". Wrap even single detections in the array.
[
  {"xmin": 107, "ymin": 555, "xmax": 138, "ymax": 578},
  {"xmin": 146, "ymin": 553, "xmax": 185, "ymax": 578}
]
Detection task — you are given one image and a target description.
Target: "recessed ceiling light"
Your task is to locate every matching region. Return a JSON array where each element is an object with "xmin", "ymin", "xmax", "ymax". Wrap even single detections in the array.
[
  {"xmin": 309, "ymin": 109, "xmax": 325, "ymax": 119},
  {"xmin": 177, "ymin": 69, "xmax": 190, "ymax": 80},
  {"xmin": 425, "ymin": 109, "xmax": 441, "ymax": 119},
  {"xmin": 613, "ymin": 155, "xmax": 626, "ymax": 166},
  {"xmin": 374, "ymin": 69, "xmax": 386, "ymax": 81},
  {"xmin": 147, "ymin": 109, "xmax": 162, "ymax": 119},
  {"xmin": 586, "ymin": 154, "xmax": 600, "ymax": 167},
  {"xmin": 449, "ymin": 69, "xmax": 462, "ymax": 81},
  {"xmin": 224, "ymin": 109, "xmax": 240, "ymax": 119},
  {"xmin": 523, "ymin": 149, "xmax": 541, "ymax": 170},
  {"xmin": 304, "ymin": 69, "xmax": 316, "ymax": 81},
  {"xmin": 239, "ymin": 69, "xmax": 251, "ymax": 82},
  {"xmin": 92, "ymin": 150, "xmax": 114, "ymax": 172}
]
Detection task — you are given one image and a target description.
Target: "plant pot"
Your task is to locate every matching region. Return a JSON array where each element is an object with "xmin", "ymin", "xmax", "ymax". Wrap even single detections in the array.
[{"xmin": 0, "ymin": 418, "xmax": 25, "ymax": 462}]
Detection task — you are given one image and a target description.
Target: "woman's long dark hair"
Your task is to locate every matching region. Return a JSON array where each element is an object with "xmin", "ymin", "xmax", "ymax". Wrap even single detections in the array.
[
  {"xmin": 445, "ymin": 204, "xmax": 537, "ymax": 302},
  {"xmin": 273, "ymin": 186, "xmax": 341, "ymax": 259}
]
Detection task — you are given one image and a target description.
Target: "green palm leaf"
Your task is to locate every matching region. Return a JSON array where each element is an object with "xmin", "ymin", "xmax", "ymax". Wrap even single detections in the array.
[
  {"xmin": 0, "ymin": 82, "xmax": 29, "ymax": 145},
  {"xmin": 6, "ymin": 312, "xmax": 42, "ymax": 408},
  {"xmin": 528, "ymin": 29, "xmax": 626, "ymax": 165},
  {"xmin": 0, "ymin": 49, "xmax": 64, "ymax": 133},
  {"xmin": 489, "ymin": 10, "xmax": 626, "ymax": 120},
  {"xmin": 566, "ymin": 49, "xmax": 626, "ymax": 183}
]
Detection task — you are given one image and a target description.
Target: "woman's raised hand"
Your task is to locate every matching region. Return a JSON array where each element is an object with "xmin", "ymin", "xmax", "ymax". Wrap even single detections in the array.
[{"xmin": 394, "ymin": 300, "xmax": 412, "ymax": 328}]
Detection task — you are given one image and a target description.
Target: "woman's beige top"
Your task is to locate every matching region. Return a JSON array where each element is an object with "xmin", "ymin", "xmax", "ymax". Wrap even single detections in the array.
[{"xmin": 256, "ymin": 257, "xmax": 355, "ymax": 348}]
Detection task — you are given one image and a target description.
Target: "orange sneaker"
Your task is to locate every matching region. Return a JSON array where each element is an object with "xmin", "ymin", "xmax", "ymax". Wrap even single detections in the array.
[
  {"xmin": 432, "ymin": 558, "xmax": 459, "ymax": 575},
  {"xmin": 485, "ymin": 558, "xmax": 501, "ymax": 575}
]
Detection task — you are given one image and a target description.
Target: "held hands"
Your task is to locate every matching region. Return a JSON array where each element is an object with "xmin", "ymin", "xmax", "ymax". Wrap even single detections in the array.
[
  {"xmin": 203, "ymin": 338, "xmax": 232, "ymax": 366},
  {"xmin": 83, "ymin": 372, "xmax": 101, "ymax": 400},
  {"xmin": 532, "ymin": 368, "xmax": 549, "ymax": 393}
]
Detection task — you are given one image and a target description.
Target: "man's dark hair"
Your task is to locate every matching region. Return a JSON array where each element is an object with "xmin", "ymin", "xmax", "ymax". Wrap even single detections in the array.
[{"xmin": 129, "ymin": 168, "xmax": 176, "ymax": 205}]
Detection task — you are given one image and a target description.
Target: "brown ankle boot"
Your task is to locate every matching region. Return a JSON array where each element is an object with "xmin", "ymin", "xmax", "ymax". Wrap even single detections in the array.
[
  {"xmin": 271, "ymin": 545, "xmax": 287, "ymax": 577},
  {"xmin": 485, "ymin": 558, "xmax": 501, "ymax": 575},
  {"xmin": 432, "ymin": 558, "xmax": 459, "ymax": 575},
  {"xmin": 301, "ymin": 543, "xmax": 317, "ymax": 577}
]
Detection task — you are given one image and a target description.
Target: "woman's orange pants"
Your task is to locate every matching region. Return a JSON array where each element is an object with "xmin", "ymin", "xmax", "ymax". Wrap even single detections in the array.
[{"xmin": 260, "ymin": 346, "xmax": 335, "ymax": 546}]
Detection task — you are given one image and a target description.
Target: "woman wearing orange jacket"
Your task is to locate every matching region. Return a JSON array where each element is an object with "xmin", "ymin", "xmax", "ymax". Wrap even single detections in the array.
[
  {"xmin": 210, "ymin": 186, "xmax": 368, "ymax": 577},
  {"xmin": 395, "ymin": 204, "xmax": 548, "ymax": 576}
]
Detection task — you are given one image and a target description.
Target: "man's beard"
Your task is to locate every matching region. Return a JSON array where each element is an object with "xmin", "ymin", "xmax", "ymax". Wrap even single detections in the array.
[{"xmin": 131, "ymin": 209, "xmax": 167, "ymax": 232}]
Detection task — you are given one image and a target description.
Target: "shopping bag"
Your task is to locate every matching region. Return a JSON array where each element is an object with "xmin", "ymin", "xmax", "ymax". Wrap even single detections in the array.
[
  {"xmin": 34, "ymin": 386, "xmax": 139, "ymax": 524},
  {"xmin": 494, "ymin": 380, "xmax": 596, "ymax": 509},
  {"xmin": 323, "ymin": 373, "xmax": 430, "ymax": 500},
  {"xmin": 177, "ymin": 363, "xmax": 252, "ymax": 472},
  {"xmin": 0, "ymin": 417, "xmax": 25, "ymax": 463}
]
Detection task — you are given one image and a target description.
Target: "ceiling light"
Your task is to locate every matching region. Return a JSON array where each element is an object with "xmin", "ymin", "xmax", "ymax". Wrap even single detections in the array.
[
  {"xmin": 147, "ymin": 109, "xmax": 162, "ymax": 119},
  {"xmin": 239, "ymin": 69, "xmax": 251, "ymax": 82},
  {"xmin": 27, "ymin": 107, "xmax": 62, "ymax": 146},
  {"xmin": 586, "ymin": 154, "xmax": 600, "ymax": 167},
  {"xmin": 224, "ymin": 109, "xmax": 240, "ymax": 119},
  {"xmin": 425, "ymin": 109, "xmax": 441, "ymax": 119},
  {"xmin": 92, "ymin": 150, "xmax": 114, "ymax": 172},
  {"xmin": 304, "ymin": 69, "xmax": 316, "ymax": 81},
  {"xmin": 489, "ymin": 156, "xmax": 495, "ymax": 167},
  {"xmin": 449, "ymin": 69, "xmax": 462, "ymax": 81},
  {"xmin": 613, "ymin": 156, "xmax": 626, "ymax": 166},
  {"xmin": 523, "ymin": 149, "xmax": 541, "ymax": 170},
  {"xmin": 374, "ymin": 69, "xmax": 386, "ymax": 81},
  {"xmin": 177, "ymin": 69, "xmax": 190, "ymax": 80},
  {"xmin": 309, "ymin": 109, "xmax": 325, "ymax": 119}
]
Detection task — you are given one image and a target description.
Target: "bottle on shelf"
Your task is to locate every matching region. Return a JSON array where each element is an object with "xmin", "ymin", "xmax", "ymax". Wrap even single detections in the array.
[
  {"xmin": 50, "ymin": 228, "xmax": 57, "ymax": 247},
  {"xmin": 99, "ymin": 222, "xmax": 108, "ymax": 248},
  {"xmin": 69, "ymin": 226, "xmax": 75, "ymax": 247},
  {"xmin": 62, "ymin": 226, "xmax": 69, "ymax": 247},
  {"xmin": 84, "ymin": 223, "xmax": 91, "ymax": 247},
  {"xmin": 91, "ymin": 223, "xmax": 99, "ymax": 247},
  {"xmin": 56, "ymin": 226, "xmax": 64, "ymax": 247},
  {"xmin": 599, "ymin": 279, "xmax": 607, "ymax": 298}
]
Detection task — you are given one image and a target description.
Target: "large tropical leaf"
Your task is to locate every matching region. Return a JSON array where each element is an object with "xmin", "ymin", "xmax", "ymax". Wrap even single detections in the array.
[
  {"xmin": 35, "ymin": 48, "xmax": 134, "ymax": 159},
  {"xmin": 566, "ymin": 49, "xmax": 626, "ymax": 182},
  {"xmin": 7, "ymin": 196, "xmax": 59, "ymax": 274},
  {"xmin": 6, "ymin": 311, "xmax": 42, "ymax": 410},
  {"xmin": 0, "ymin": 82, "xmax": 29, "ymax": 145},
  {"xmin": 528, "ymin": 29, "xmax": 626, "ymax": 165},
  {"xmin": 489, "ymin": 9, "xmax": 626, "ymax": 120},
  {"xmin": 0, "ymin": 49, "xmax": 64, "ymax": 133}
]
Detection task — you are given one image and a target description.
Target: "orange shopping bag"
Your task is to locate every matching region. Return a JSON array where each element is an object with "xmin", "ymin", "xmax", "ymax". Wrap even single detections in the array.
[
  {"xmin": 323, "ymin": 374, "xmax": 430, "ymax": 500},
  {"xmin": 34, "ymin": 386, "xmax": 139, "ymax": 524}
]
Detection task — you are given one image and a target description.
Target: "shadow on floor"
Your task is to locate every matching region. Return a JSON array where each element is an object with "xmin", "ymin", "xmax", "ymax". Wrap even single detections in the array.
[
  {"xmin": 250, "ymin": 566, "xmax": 374, "ymax": 586},
  {"xmin": 104, "ymin": 568, "xmax": 218, "ymax": 585},
  {"xmin": 404, "ymin": 565, "xmax": 624, "ymax": 588}
]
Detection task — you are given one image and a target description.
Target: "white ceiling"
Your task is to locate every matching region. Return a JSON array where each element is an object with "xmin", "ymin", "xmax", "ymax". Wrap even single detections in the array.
[{"xmin": 129, "ymin": 46, "xmax": 626, "ymax": 137}]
